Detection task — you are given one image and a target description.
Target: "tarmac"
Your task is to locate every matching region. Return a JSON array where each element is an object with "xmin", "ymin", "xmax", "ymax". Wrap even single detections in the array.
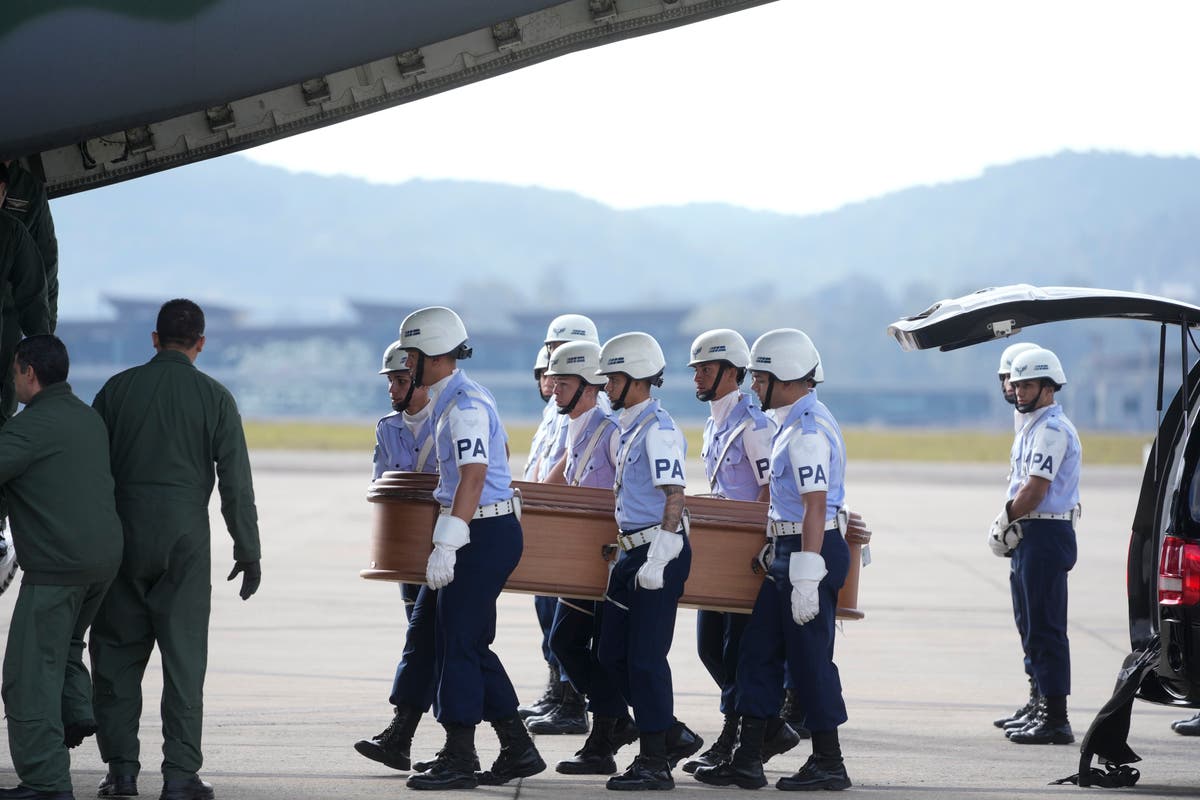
[{"xmin": 3, "ymin": 452, "xmax": 1199, "ymax": 799}]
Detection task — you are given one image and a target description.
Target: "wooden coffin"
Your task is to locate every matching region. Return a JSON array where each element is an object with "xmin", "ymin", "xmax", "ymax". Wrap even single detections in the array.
[{"xmin": 363, "ymin": 471, "xmax": 865, "ymax": 619}]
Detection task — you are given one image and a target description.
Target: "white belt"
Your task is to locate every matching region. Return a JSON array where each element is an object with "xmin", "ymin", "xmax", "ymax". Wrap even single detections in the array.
[
  {"xmin": 768, "ymin": 520, "xmax": 844, "ymax": 537},
  {"xmin": 768, "ymin": 520, "xmax": 804, "ymax": 537},
  {"xmin": 617, "ymin": 526, "xmax": 660, "ymax": 552},
  {"xmin": 1023, "ymin": 505, "xmax": 1080, "ymax": 523},
  {"xmin": 440, "ymin": 496, "xmax": 521, "ymax": 520}
]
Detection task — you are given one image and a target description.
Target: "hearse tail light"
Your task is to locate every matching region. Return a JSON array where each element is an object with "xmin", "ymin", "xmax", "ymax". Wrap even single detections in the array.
[{"xmin": 1159, "ymin": 535, "xmax": 1200, "ymax": 606}]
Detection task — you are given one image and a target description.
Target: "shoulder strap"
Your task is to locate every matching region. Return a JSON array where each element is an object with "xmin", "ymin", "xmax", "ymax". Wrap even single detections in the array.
[
  {"xmin": 613, "ymin": 413, "xmax": 660, "ymax": 496},
  {"xmin": 569, "ymin": 418, "xmax": 616, "ymax": 487},
  {"xmin": 708, "ymin": 417, "xmax": 754, "ymax": 491},
  {"xmin": 414, "ymin": 425, "xmax": 435, "ymax": 472}
]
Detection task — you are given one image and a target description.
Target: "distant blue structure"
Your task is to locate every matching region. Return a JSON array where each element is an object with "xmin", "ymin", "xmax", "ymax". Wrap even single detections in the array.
[{"xmin": 56, "ymin": 297, "xmax": 1147, "ymax": 430}]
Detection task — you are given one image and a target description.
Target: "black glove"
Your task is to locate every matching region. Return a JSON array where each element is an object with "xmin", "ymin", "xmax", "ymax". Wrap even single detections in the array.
[{"xmin": 227, "ymin": 560, "xmax": 261, "ymax": 600}]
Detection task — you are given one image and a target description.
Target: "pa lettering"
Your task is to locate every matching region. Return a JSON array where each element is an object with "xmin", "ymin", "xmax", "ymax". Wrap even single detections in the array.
[
  {"xmin": 654, "ymin": 458, "xmax": 685, "ymax": 480},
  {"xmin": 755, "ymin": 458, "xmax": 770, "ymax": 481},
  {"xmin": 1033, "ymin": 452, "xmax": 1055, "ymax": 474},
  {"xmin": 797, "ymin": 464, "xmax": 827, "ymax": 487},
  {"xmin": 457, "ymin": 438, "xmax": 486, "ymax": 459}
]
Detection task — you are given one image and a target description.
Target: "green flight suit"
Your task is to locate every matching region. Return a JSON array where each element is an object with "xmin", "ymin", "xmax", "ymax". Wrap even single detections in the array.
[
  {"xmin": 90, "ymin": 349, "xmax": 261, "ymax": 781},
  {"xmin": 0, "ymin": 382, "xmax": 123, "ymax": 792},
  {"xmin": 0, "ymin": 210, "xmax": 50, "ymax": 424}
]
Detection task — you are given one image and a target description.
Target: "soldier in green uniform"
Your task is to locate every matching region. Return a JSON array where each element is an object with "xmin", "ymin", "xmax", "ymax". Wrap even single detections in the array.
[
  {"xmin": 89, "ymin": 299, "xmax": 262, "ymax": 800},
  {"xmin": 0, "ymin": 334, "xmax": 123, "ymax": 800},
  {"xmin": 0, "ymin": 162, "xmax": 51, "ymax": 426}
]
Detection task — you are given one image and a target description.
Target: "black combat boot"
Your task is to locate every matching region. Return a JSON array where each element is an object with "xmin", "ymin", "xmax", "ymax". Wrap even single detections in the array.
[
  {"xmin": 994, "ymin": 678, "xmax": 1039, "ymax": 729},
  {"xmin": 519, "ymin": 664, "xmax": 563, "ymax": 719},
  {"xmin": 762, "ymin": 717, "xmax": 802, "ymax": 763},
  {"xmin": 526, "ymin": 681, "xmax": 589, "ymax": 735},
  {"xmin": 407, "ymin": 723, "xmax": 479, "ymax": 790},
  {"xmin": 97, "ymin": 773, "xmax": 138, "ymax": 797},
  {"xmin": 777, "ymin": 730, "xmax": 851, "ymax": 791},
  {"xmin": 682, "ymin": 714, "xmax": 737, "ymax": 773},
  {"xmin": 354, "ymin": 705, "xmax": 421, "ymax": 771},
  {"xmin": 1173, "ymin": 712, "xmax": 1200, "ymax": 735},
  {"xmin": 665, "ymin": 718, "xmax": 704, "ymax": 768},
  {"xmin": 693, "ymin": 715, "xmax": 768, "ymax": 789},
  {"xmin": 558, "ymin": 715, "xmax": 624, "ymax": 774},
  {"xmin": 1009, "ymin": 695, "xmax": 1074, "ymax": 745},
  {"xmin": 606, "ymin": 730, "xmax": 673, "ymax": 791},
  {"xmin": 779, "ymin": 689, "xmax": 812, "ymax": 739},
  {"xmin": 477, "ymin": 716, "xmax": 547, "ymax": 785},
  {"xmin": 1005, "ymin": 696, "xmax": 1045, "ymax": 735}
]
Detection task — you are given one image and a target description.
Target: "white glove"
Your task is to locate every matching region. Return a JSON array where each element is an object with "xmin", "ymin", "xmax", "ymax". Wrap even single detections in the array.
[
  {"xmin": 426, "ymin": 514, "xmax": 470, "ymax": 589},
  {"xmin": 635, "ymin": 529, "xmax": 684, "ymax": 590},
  {"xmin": 987, "ymin": 507, "xmax": 1023, "ymax": 557},
  {"xmin": 789, "ymin": 551, "xmax": 827, "ymax": 625}
]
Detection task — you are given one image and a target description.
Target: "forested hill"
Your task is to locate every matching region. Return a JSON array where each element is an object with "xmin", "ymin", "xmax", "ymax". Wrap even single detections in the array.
[{"xmin": 52, "ymin": 150, "xmax": 1200, "ymax": 322}]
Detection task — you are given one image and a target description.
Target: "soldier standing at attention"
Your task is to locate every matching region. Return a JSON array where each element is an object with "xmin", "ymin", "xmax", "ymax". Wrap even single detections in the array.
[
  {"xmin": 992, "ymin": 347, "xmax": 1081, "ymax": 746},
  {"xmin": 89, "ymin": 299, "xmax": 262, "ymax": 800},
  {"xmin": 0, "ymin": 335, "xmax": 122, "ymax": 800},
  {"xmin": 991, "ymin": 341, "xmax": 1043, "ymax": 734},
  {"xmin": 398, "ymin": 306, "xmax": 545, "ymax": 791}
]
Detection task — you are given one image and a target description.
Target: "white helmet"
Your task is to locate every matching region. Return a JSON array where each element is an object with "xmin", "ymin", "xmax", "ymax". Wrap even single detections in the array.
[
  {"xmin": 1009, "ymin": 347, "xmax": 1066, "ymax": 387},
  {"xmin": 546, "ymin": 340, "xmax": 606, "ymax": 386},
  {"xmin": 749, "ymin": 328, "xmax": 820, "ymax": 382},
  {"xmin": 545, "ymin": 313, "xmax": 599, "ymax": 346},
  {"xmin": 534, "ymin": 346, "xmax": 550, "ymax": 377},
  {"xmin": 688, "ymin": 329, "xmax": 751, "ymax": 368},
  {"xmin": 597, "ymin": 332, "xmax": 666, "ymax": 381},
  {"xmin": 378, "ymin": 339, "xmax": 409, "ymax": 374},
  {"xmin": 398, "ymin": 306, "xmax": 472, "ymax": 358},
  {"xmin": 998, "ymin": 341, "xmax": 1040, "ymax": 375}
]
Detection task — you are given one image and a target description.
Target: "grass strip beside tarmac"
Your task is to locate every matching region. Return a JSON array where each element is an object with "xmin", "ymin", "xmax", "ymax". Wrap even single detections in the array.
[{"xmin": 244, "ymin": 421, "xmax": 1152, "ymax": 465}]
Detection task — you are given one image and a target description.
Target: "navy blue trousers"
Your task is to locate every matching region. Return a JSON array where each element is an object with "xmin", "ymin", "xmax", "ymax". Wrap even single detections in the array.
[
  {"xmin": 696, "ymin": 609, "xmax": 749, "ymax": 715},
  {"xmin": 735, "ymin": 530, "xmax": 849, "ymax": 732},
  {"xmin": 549, "ymin": 598, "xmax": 594, "ymax": 692},
  {"xmin": 1009, "ymin": 561, "xmax": 1033, "ymax": 679},
  {"xmin": 389, "ymin": 584, "xmax": 437, "ymax": 712},
  {"xmin": 401, "ymin": 582, "xmax": 420, "ymax": 622},
  {"xmin": 596, "ymin": 535, "xmax": 692, "ymax": 733},
  {"xmin": 1011, "ymin": 519, "xmax": 1076, "ymax": 697},
  {"xmin": 534, "ymin": 595, "xmax": 563, "ymax": 674},
  {"xmin": 433, "ymin": 514, "xmax": 523, "ymax": 725}
]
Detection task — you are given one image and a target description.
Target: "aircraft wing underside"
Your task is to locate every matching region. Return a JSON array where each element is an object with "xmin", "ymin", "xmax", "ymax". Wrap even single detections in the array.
[{"xmin": 0, "ymin": 0, "xmax": 775, "ymax": 196}]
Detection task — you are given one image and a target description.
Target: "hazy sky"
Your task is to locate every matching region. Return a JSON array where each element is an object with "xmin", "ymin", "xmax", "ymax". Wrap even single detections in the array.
[{"xmin": 246, "ymin": 0, "xmax": 1200, "ymax": 216}]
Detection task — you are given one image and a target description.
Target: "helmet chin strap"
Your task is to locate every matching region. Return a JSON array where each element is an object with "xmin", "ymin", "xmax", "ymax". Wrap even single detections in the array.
[
  {"xmin": 609, "ymin": 375, "xmax": 633, "ymax": 410},
  {"xmin": 407, "ymin": 353, "xmax": 427, "ymax": 408},
  {"xmin": 696, "ymin": 363, "xmax": 727, "ymax": 402},
  {"xmin": 762, "ymin": 374, "xmax": 778, "ymax": 410},
  {"xmin": 557, "ymin": 381, "xmax": 586, "ymax": 415},
  {"xmin": 1015, "ymin": 383, "xmax": 1046, "ymax": 414}
]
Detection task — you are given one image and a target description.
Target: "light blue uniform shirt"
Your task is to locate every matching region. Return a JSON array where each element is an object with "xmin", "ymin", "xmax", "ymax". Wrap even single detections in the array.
[
  {"xmin": 563, "ymin": 405, "xmax": 618, "ymax": 489},
  {"xmin": 524, "ymin": 399, "xmax": 558, "ymax": 481},
  {"xmin": 1009, "ymin": 402, "xmax": 1081, "ymax": 514},
  {"xmin": 430, "ymin": 370, "xmax": 514, "ymax": 507},
  {"xmin": 373, "ymin": 409, "xmax": 437, "ymax": 480},
  {"xmin": 612, "ymin": 398, "xmax": 686, "ymax": 531},
  {"xmin": 767, "ymin": 391, "xmax": 845, "ymax": 525},
  {"xmin": 537, "ymin": 412, "xmax": 571, "ymax": 482},
  {"xmin": 702, "ymin": 391, "xmax": 773, "ymax": 501}
]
